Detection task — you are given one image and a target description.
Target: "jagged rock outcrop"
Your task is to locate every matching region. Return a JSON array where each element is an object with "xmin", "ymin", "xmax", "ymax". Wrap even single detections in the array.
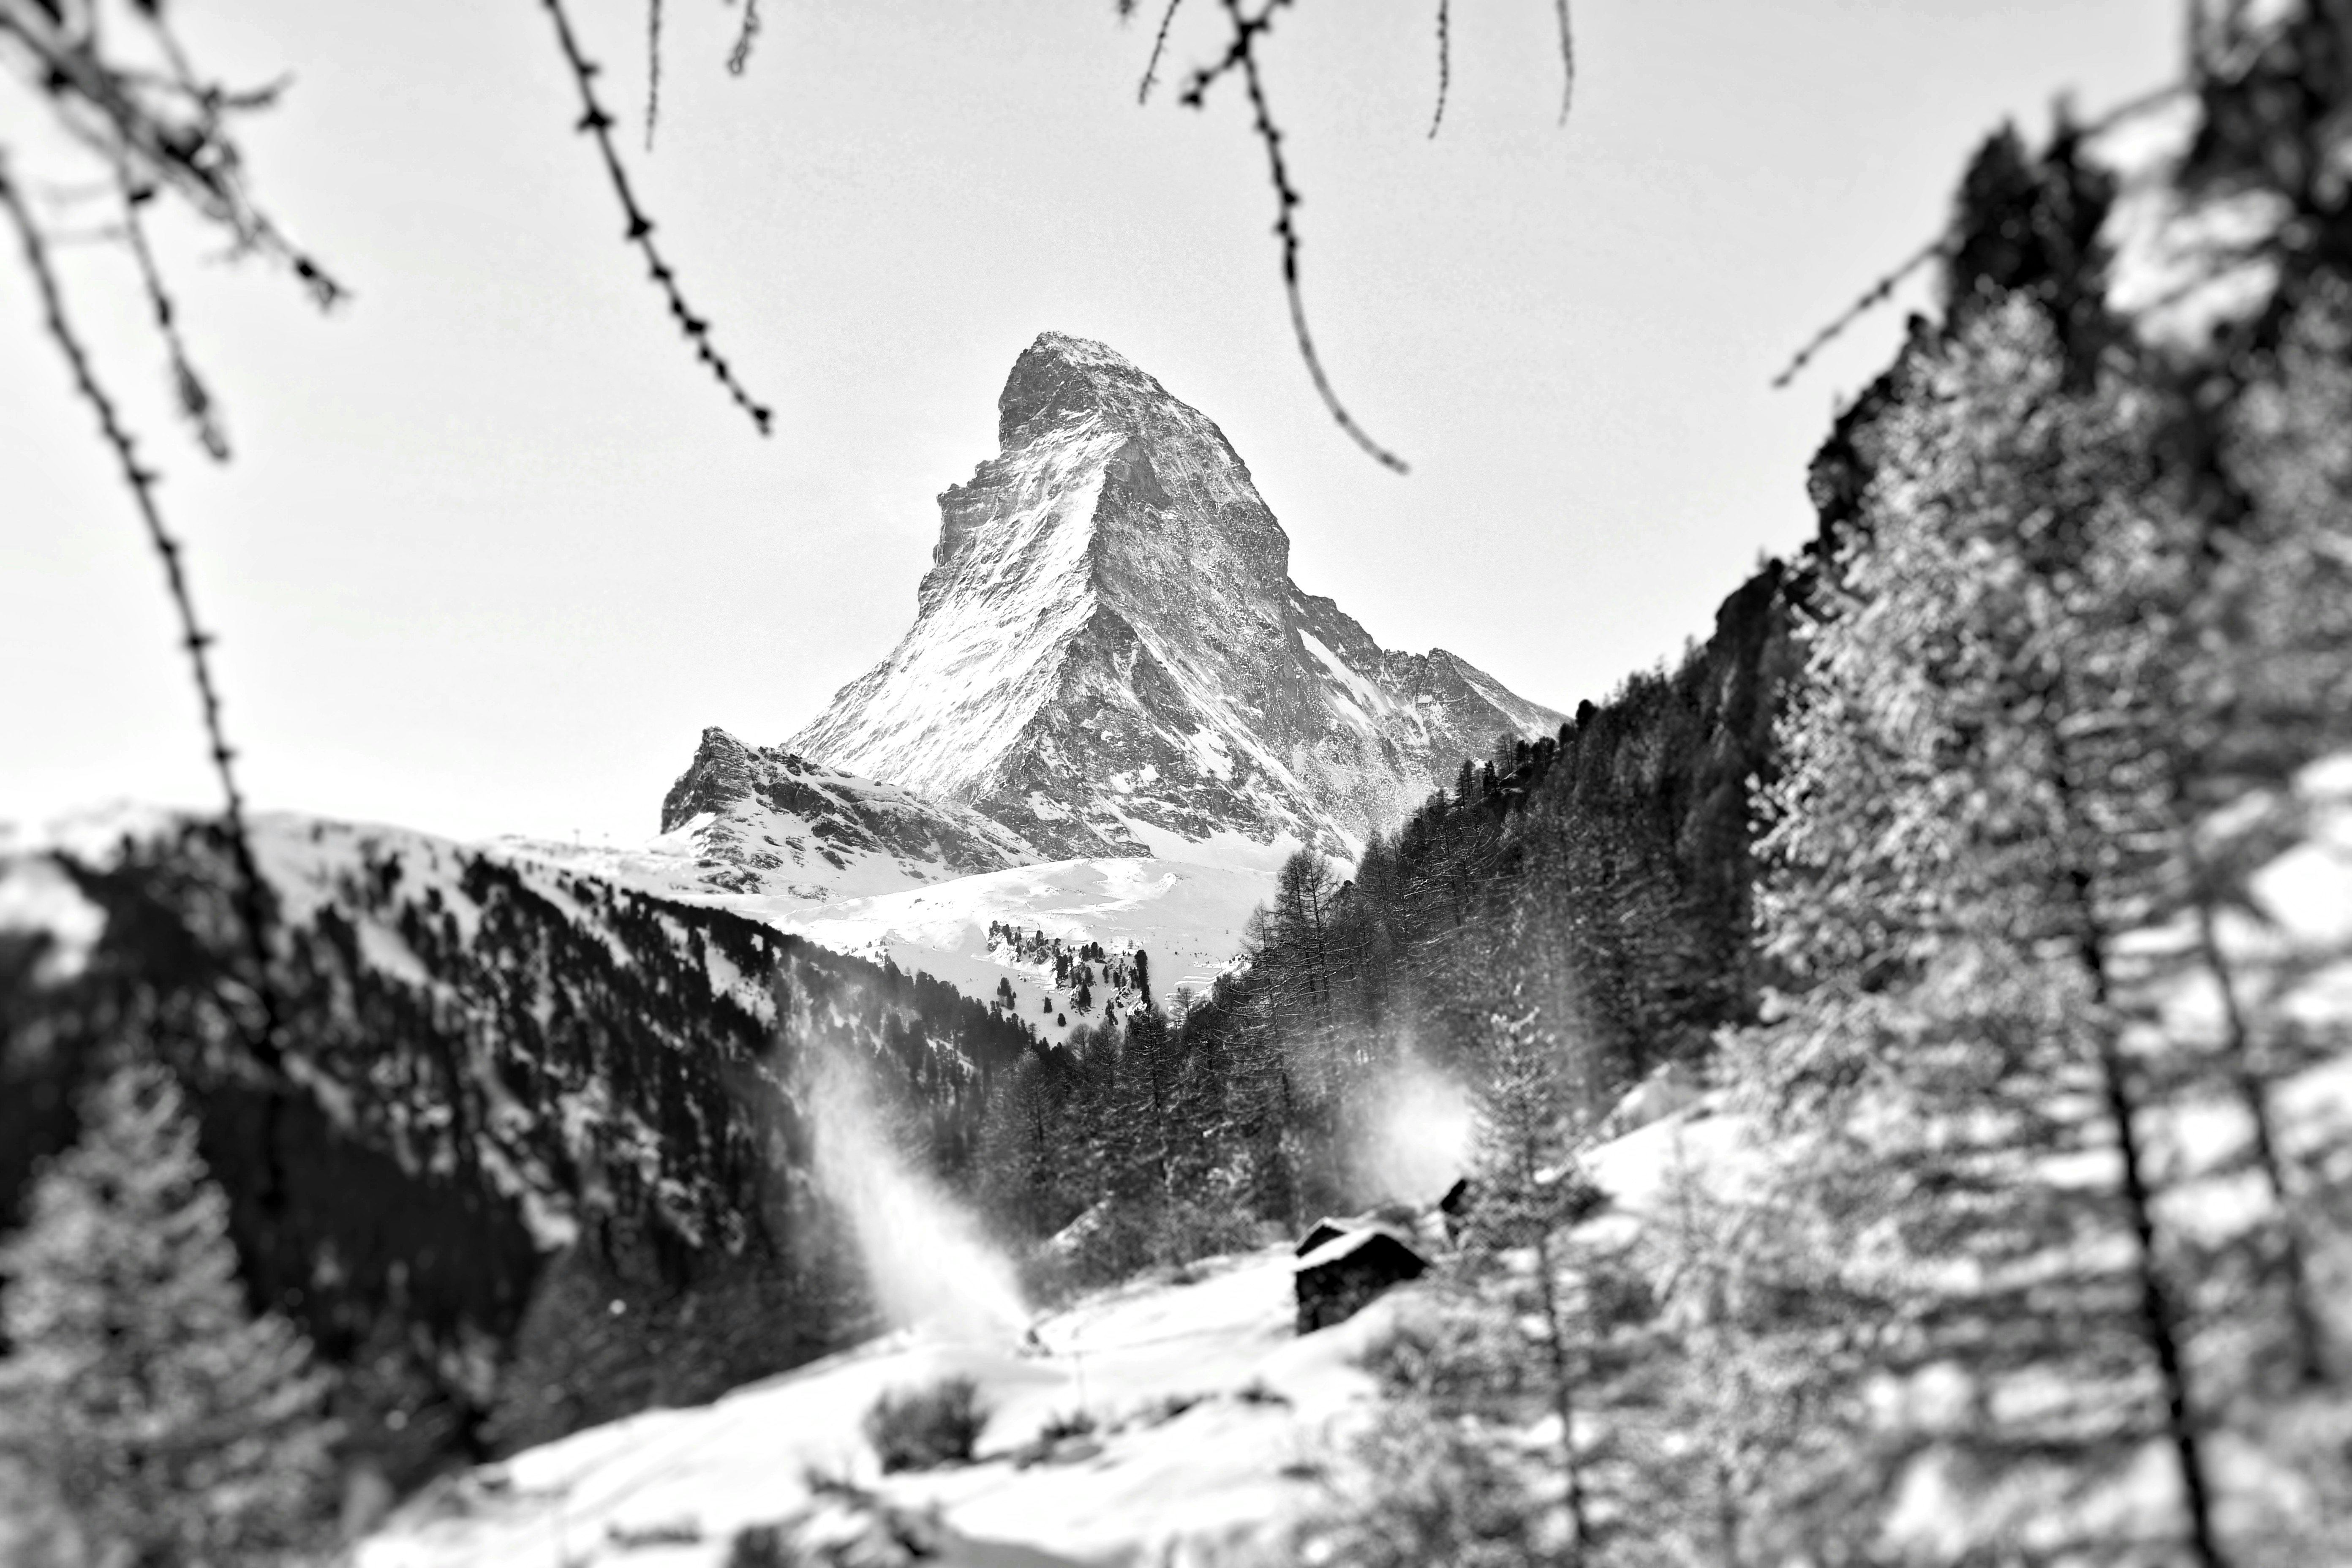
[
  {"xmin": 784, "ymin": 333, "xmax": 1563, "ymax": 860},
  {"xmin": 656, "ymin": 727, "xmax": 1040, "ymax": 899}
]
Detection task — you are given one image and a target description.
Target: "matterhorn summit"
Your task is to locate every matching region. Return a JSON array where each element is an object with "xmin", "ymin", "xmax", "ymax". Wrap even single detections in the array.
[{"xmin": 782, "ymin": 332, "xmax": 1562, "ymax": 863}]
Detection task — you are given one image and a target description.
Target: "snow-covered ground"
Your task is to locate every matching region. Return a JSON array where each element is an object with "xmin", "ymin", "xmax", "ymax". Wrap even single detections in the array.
[
  {"xmin": 738, "ymin": 855, "xmax": 1271, "ymax": 1044},
  {"xmin": 355, "ymin": 1244, "xmax": 1412, "ymax": 1568}
]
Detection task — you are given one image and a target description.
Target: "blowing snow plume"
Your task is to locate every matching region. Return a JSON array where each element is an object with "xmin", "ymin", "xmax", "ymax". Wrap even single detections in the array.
[
  {"xmin": 806, "ymin": 1045, "xmax": 1027, "ymax": 1343},
  {"xmin": 1354, "ymin": 1052, "xmax": 1476, "ymax": 1206}
]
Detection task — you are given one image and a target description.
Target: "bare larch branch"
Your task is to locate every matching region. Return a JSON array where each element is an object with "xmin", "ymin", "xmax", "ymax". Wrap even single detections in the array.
[
  {"xmin": 1769, "ymin": 238, "xmax": 1946, "ymax": 389},
  {"xmin": 1430, "ymin": 0, "xmax": 1451, "ymax": 139},
  {"xmin": 116, "ymin": 167, "xmax": 229, "ymax": 461},
  {"xmin": 1138, "ymin": 0, "xmax": 1185, "ymax": 105},
  {"xmin": 1554, "ymin": 0, "xmax": 1575, "ymax": 124},
  {"xmin": 0, "ymin": 157, "xmax": 285, "ymax": 1081},
  {"xmin": 1181, "ymin": 0, "xmax": 1409, "ymax": 474},
  {"xmin": 727, "ymin": 0, "xmax": 762, "ymax": 77},
  {"xmin": 645, "ymin": 0, "xmax": 664, "ymax": 148},
  {"xmin": 539, "ymin": 0, "xmax": 773, "ymax": 435}
]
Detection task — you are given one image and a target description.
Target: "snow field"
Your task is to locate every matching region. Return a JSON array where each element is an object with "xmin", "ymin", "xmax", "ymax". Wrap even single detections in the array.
[
  {"xmin": 357, "ymin": 1247, "xmax": 1416, "ymax": 1568},
  {"xmin": 723, "ymin": 855, "xmax": 1274, "ymax": 1047}
]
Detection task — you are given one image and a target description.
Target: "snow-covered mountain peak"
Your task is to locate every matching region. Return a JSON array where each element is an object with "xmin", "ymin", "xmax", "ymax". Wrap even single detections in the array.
[
  {"xmin": 786, "ymin": 334, "xmax": 1563, "ymax": 861},
  {"xmin": 995, "ymin": 331, "xmax": 1238, "ymax": 456}
]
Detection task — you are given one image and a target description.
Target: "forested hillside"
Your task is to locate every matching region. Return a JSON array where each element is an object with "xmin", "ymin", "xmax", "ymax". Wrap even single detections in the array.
[
  {"xmin": 0, "ymin": 817, "xmax": 1035, "ymax": 1497},
  {"xmin": 1176, "ymin": 14, "xmax": 2352, "ymax": 1156}
]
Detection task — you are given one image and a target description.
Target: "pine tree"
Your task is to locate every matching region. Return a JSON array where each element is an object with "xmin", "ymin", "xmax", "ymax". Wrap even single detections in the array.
[
  {"xmin": 2170, "ymin": 280, "xmax": 2352, "ymax": 1394},
  {"xmin": 1632, "ymin": 1145, "xmax": 1886, "ymax": 1568},
  {"xmin": 0, "ymin": 1063, "xmax": 340, "ymax": 1566},
  {"xmin": 1740, "ymin": 298, "xmax": 2246, "ymax": 1563},
  {"xmin": 1466, "ymin": 1003, "xmax": 1595, "ymax": 1563}
]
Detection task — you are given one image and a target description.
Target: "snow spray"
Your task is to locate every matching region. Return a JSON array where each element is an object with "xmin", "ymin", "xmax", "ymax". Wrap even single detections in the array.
[
  {"xmin": 1354, "ymin": 1051, "xmax": 1475, "ymax": 1205},
  {"xmin": 805, "ymin": 1044, "xmax": 1028, "ymax": 1343}
]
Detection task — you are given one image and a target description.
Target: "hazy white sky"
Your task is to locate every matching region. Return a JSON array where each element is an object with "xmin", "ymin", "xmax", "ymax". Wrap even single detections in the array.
[{"xmin": 3, "ymin": 0, "xmax": 2178, "ymax": 844}]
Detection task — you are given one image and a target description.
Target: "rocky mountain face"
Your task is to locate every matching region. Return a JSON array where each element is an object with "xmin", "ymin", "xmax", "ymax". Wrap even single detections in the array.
[
  {"xmin": 655, "ymin": 727, "xmax": 1039, "ymax": 899},
  {"xmin": 782, "ymin": 333, "xmax": 1563, "ymax": 863}
]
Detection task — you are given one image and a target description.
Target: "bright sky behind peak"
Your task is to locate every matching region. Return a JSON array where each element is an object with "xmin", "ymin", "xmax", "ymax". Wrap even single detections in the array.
[{"xmin": 3, "ymin": 0, "xmax": 2179, "ymax": 844}]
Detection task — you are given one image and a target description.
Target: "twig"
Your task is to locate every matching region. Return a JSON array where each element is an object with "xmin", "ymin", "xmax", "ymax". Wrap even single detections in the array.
[
  {"xmin": 117, "ymin": 169, "xmax": 229, "ymax": 460},
  {"xmin": 539, "ymin": 0, "xmax": 773, "ymax": 435},
  {"xmin": 645, "ymin": 0, "xmax": 664, "ymax": 149},
  {"xmin": 1182, "ymin": 0, "xmax": 1408, "ymax": 474},
  {"xmin": 1766, "ymin": 78, "xmax": 2192, "ymax": 390},
  {"xmin": 1429, "ymin": 0, "xmax": 1450, "ymax": 139},
  {"xmin": 1769, "ymin": 237, "xmax": 1946, "ymax": 390},
  {"xmin": 2077, "ymin": 79, "xmax": 2191, "ymax": 142},
  {"xmin": 1553, "ymin": 0, "xmax": 1574, "ymax": 125},
  {"xmin": 727, "ymin": 0, "xmax": 762, "ymax": 77},
  {"xmin": 1138, "ymin": 0, "xmax": 1185, "ymax": 106},
  {"xmin": 0, "ymin": 0, "xmax": 345, "ymax": 310},
  {"xmin": 0, "ymin": 158, "xmax": 284, "ymax": 1078}
]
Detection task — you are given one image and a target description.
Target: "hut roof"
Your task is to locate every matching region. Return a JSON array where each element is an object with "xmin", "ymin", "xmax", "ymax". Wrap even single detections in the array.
[
  {"xmin": 1293, "ymin": 1218, "xmax": 1351, "ymax": 1257},
  {"xmin": 1292, "ymin": 1225, "xmax": 1430, "ymax": 1278}
]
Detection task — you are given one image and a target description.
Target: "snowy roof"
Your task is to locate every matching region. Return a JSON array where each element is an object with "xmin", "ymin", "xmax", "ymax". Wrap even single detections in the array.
[
  {"xmin": 1293, "ymin": 1218, "xmax": 1350, "ymax": 1257},
  {"xmin": 1291, "ymin": 1226, "xmax": 1429, "ymax": 1277}
]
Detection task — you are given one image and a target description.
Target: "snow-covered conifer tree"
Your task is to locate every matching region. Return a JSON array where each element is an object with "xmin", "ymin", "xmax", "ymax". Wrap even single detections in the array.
[
  {"xmin": 1466, "ymin": 1002, "xmax": 1596, "ymax": 1563},
  {"xmin": 0, "ymin": 1063, "xmax": 340, "ymax": 1566},
  {"xmin": 1740, "ymin": 297, "xmax": 2240, "ymax": 1563}
]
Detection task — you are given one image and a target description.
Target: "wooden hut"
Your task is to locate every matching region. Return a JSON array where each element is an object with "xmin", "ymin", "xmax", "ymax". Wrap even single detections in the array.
[
  {"xmin": 1436, "ymin": 1177, "xmax": 1473, "ymax": 1241},
  {"xmin": 1292, "ymin": 1225, "xmax": 1430, "ymax": 1334}
]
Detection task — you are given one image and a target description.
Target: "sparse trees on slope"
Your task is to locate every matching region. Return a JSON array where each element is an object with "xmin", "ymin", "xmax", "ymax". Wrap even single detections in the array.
[{"xmin": 0, "ymin": 1062, "xmax": 340, "ymax": 1566}]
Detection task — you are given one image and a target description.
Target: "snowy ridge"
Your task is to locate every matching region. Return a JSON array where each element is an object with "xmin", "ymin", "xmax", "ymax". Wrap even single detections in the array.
[
  {"xmin": 637, "ymin": 727, "xmax": 1045, "ymax": 903},
  {"xmin": 742, "ymin": 854, "xmax": 1272, "ymax": 1048},
  {"xmin": 784, "ymin": 332, "xmax": 1563, "ymax": 861},
  {"xmin": 481, "ymin": 835, "xmax": 1269, "ymax": 1052}
]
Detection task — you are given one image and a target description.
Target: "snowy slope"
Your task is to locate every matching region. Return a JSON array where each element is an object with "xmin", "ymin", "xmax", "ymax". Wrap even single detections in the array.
[
  {"xmin": 356, "ymin": 1244, "xmax": 1409, "ymax": 1568},
  {"xmin": 785, "ymin": 332, "xmax": 1563, "ymax": 861},
  {"xmin": 739, "ymin": 855, "xmax": 1273, "ymax": 1047},
  {"xmin": 479, "ymin": 825, "xmax": 1275, "ymax": 1048},
  {"xmin": 470, "ymin": 838, "xmax": 1273, "ymax": 1051}
]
